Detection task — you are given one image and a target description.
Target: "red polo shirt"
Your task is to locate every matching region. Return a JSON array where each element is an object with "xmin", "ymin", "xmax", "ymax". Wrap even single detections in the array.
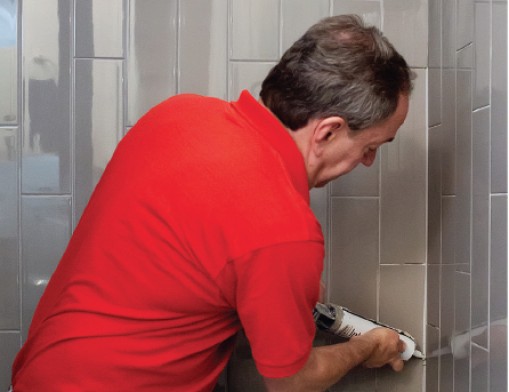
[{"xmin": 12, "ymin": 91, "xmax": 324, "ymax": 391}]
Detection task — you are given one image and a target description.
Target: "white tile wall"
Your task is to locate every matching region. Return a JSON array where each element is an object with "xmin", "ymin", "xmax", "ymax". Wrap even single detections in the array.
[{"xmin": 1, "ymin": 0, "xmax": 507, "ymax": 391}]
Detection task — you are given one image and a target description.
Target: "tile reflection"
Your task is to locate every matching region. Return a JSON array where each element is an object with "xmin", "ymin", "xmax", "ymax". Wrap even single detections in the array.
[
  {"xmin": 22, "ymin": 0, "xmax": 71, "ymax": 194},
  {"xmin": 0, "ymin": 127, "xmax": 19, "ymax": 330},
  {"xmin": 0, "ymin": 0, "xmax": 17, "ymax": 125}
]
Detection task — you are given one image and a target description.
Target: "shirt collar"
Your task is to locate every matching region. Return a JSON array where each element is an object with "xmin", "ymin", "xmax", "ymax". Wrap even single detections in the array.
[{"xmin": 231, "ymin": 90, "xmax": 310, "ymax": 204}]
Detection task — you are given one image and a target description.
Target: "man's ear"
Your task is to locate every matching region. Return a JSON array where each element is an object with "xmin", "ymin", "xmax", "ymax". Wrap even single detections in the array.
[{"xmin": 312, "ymin": 116, "xmax": 347, "ymax": 156}]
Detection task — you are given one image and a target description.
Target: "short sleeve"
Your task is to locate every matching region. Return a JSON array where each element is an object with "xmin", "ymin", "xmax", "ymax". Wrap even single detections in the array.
[{"xmin": 231, "ymin": 240, "xmax": 324, "ymax": 378}]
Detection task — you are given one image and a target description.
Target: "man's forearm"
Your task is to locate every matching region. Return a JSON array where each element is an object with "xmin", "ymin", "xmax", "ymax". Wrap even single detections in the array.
[{"xmin": 264, "ymin": 328, "xmax": 404, "ymax": 392}]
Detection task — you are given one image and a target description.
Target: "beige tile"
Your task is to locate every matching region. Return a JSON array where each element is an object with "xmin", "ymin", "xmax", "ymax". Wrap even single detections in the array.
[
  {"xmin": 439, "ymin": 264, "xmax": 455, "ymax": 391},
  {"xmin": 379, "ymin": 265, "xmax": 425, "ymax": 349},
  {"xmin": 428, "ymin": 0, "xmax": 442, "ymax": 68},
  {"xmin": 491, "ymin": 3, "xmax": 508, "ymax": 193},
  {"xmin": 428, "ymin": 126, "xmax": 442, "ymax": 265},
  {"xmin": 427, "ymin": 265, "xmax": 440, "ymax": 328},
  {"xmin": 333, "ymin": 0, "xmax": 381, "ymax": 29},
  {"xmin": 471, "ymin": 107, "xmax": 490, "ymax": 347},
  {"xmin": 428, "ymin": 68, "xmax": 442, "ymax": 127},
  {"xmin": 383, "ymin": 0, "xmax": 428, "ymax": 67},
  {"xmin": 441, "ymin": 69, "xmax": 456, "ymax": 195},
  {"xmin": 380, "ymin": 69, "xmax": 426, "ymax": 265},
  {"xmin": 453, "ymin": 272, "xmax": 471, "ymax": 391},
  {"xmin": 471, "ymin": 345, "xmax": 489, "ymax": 392},
  {"xmin": 376, "ymin": 357, "xmax": 424, "ymax": 392},
  {"xmin": 426, "ymin": 325, "xmax": 440, "ymax": 392},
  {"xmin": 457, "ymin": 0, "xmax": 474, "ymax": 50},
  {"xmin": 230, "ymin": 0, "xmax": 279, "ymax": 60},
  {"xmin": 329, "ymin": 198, "xmax": 378, "ymax": 320},
  {"xmin": 329, "ymin": 366, "xmax": 376, "ymax": 391},
  {"xmin": 442, "ymin": 0, "xmax": 457, "ymax": 69},
  {"xmin": 455, "ymin": 70, "xmax": 472, "ymax": 272},
  {"xmin": 179, "ymin": 0, "xmax": 228, "ymax": 99},
  {"xmin": 441, "ymin": 196, "xmax": 456, "ymax": 265},
  {"xmin": 330, "ymin": 155, "xmax": 379, "ymax": 197},
  {"xmin": 473, "ymin": 2, "xmax": 490, "ymax": 109},
  {"xmin": 282, "ymin": 0, "xmax": 329, "ymax": 52},
  {"xmin": 229, "ymin": 62, "xmax": 276, "ymax": 100}
]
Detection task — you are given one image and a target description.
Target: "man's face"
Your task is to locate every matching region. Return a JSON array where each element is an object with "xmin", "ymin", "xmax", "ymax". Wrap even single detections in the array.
[{"xmin": 312, "ymin": 94, "xmax": 409, "ymax": 187}]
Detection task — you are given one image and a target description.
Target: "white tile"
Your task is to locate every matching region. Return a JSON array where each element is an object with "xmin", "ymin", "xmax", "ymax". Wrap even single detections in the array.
[
  {"xmin": 383, "ymin": 0, "xmax": 428, "ymax": 67},
  {"xmin": 282, "ymin": 0, "xmax": 329, "ymax": 52},
  {"xmin": 473, "ymin": 2, "xmax": 491, "ymax": 109},
  {"xmin": 330, "ymin": 154, "xmax": 379, "ymax": 197},
  {"xmin": 329, "ymin": 198, "xmax": 378, "ymax": 320},
  {"xmin": 230, "ymin": 0, "xmax": 279, "ymax": 60},
  {"xmin": 457, "ymin": 43, "xmax": 473, "ymax": 70},
  {"xmin": 21, "ymin": 196, "xmax": 72, "ymax": 339},
  {"xmin": 127, "ymin": 0, "xmax": 177, "ymax": 126},
  {"xmin": 22, "ymin": 0, "xmax": 72, "ymax": 194},
  {"xmin": 380, "ymin": 69, "xmax": 426, "ymax": 264},
  {"xmin": 229, "ymin": 62, "xmax": 275, "ymax": 100},
  {"xmin": 75, "ymin": 0, "xmax": 124, "ymax": 58},
  {"xmin": 0, "ymin": 0, "xmax": 17, "ymax": 125},
  {"xmin": 74, "ymin": 59, "xmax": 123, "ymax": 223},
  {"xmin": 333, "ymin": 0, "xmax": 381, "ymax": 29},
  {"xmin": 491, "ymin": 3, "xmax": 508, "ymax": 193},
  {"xmin": 179, "ymin": 0, "xmax": 228, "ymax": 99}
]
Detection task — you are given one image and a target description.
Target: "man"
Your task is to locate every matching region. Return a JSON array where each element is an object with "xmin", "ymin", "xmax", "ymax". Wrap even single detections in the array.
[{"xmin": 11, "ymin": 15, "xmax": 412, "ymax": 392}]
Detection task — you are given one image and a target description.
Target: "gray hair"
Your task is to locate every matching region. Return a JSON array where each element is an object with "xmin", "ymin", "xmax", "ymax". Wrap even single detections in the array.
[{"xmin": 260, "ymin": 14, "xmax": 413, "ymax": 131}]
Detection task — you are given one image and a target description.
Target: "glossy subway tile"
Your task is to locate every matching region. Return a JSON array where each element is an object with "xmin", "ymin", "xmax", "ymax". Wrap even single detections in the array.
[
  {"xmin": 0, "ymin": 332, "xmax": 20, "ymax": 390},
  {"xmin": 491, "ymin": 3, "xmax": 508, "ymax": 193},
  {"xmin": 229, "ymin": 62, "xmax": 276, "ymax": 100},
  {"xmin": 453, "ymin": 271, "xmax": 471, "ymax": 392},
  {"xmin": 74, "ymin": 59, "xmax": 123, "ymax": 223},
  {"xmin": 428, "ymin": 125, "xmax": 442, "ymax": 265},
  {"xmin": 380, "ymin": 69, "xmax": 426, "ymax": 265},
  {"xmin": 329, "ymin": 197, "xmax": 378, "ymax": 320},
  {"xmin": 383, "ymin": 0, "xmax": 428, "ymax": 67},
  {"xmin": 471, "ymin": 107, "xmax": 490, "ymax": 348},
  {"xmin": 473, "ymin": 2, "xmax": 491, "ymax": 109},
  {"xmin": 127, "ymin": 0, "xmax": 177, "ymax": 126},
  {"xmin": 75, "ymin": 0, "xmax": 125, "ymax": 58},
  {"xmin": 22, "ymin": 0, "xmax": 72, "ymax": 194},
  {"xmin": 21, "ymin": 196, "xmax": 72, "ymax": 340},
  {"xmin": 0, "ymin": 128, "xmax": 19, "ymax": 330},
  {"xmin": 282, "ymin": 0, "xmax": 329, "ymax": 52},
  {"xmin": 230, "ymin": 0, "xmax": 279, "ymax": 60},
  {"xmin": 332, "ymin": 0, "xmax": 381, "ymax": 29},
  {"xmin": 330, "ymin": 154, "xmax": 379, "ymax": 197},
  {"xmin": 179, "ymin": 0, "xmax": 228, "ymax": 98},
  {"xmin": 0, "ymin": 0, "xmax": 17, "ymax": 125}
]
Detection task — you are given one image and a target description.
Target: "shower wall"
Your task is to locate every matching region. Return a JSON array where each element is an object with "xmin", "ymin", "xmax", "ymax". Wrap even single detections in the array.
[
  {"xmin": 426, "ymin": 0, "xmax": 508, "ymax": 391},
  {"xmin": 0, "ymin": 0, "xmax": 505, "ymax": 391}
]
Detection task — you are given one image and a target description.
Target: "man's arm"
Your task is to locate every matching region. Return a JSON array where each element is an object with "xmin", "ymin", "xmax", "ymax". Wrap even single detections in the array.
[{"xmin": 263, "ymin": 327, "xmax": 405, "ymax": 392}]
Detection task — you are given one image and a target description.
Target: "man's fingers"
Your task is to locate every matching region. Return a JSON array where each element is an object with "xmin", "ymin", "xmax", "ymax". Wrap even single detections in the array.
[{"xmin": 390, "ymin": 358, "xmax": 405, "ymax": 372}]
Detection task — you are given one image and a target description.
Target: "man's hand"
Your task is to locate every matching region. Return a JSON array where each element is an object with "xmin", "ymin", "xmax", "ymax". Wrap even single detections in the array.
[{"xmin": 353, "ymin": 327, "xmax": 405, "ymax": 371}]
